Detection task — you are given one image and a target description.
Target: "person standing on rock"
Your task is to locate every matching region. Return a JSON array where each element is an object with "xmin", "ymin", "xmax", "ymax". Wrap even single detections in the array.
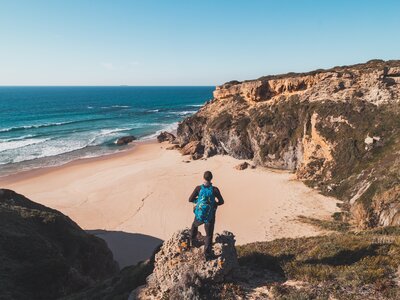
[{"xmin": 188, "ymin": 170, "xmax": 224, "ymax": 260}]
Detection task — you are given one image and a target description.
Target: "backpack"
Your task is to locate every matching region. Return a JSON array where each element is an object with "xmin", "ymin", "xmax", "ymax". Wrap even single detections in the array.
[{"xmin": 194, "ymin": 185, "xmax": 216, "ymax": 223}]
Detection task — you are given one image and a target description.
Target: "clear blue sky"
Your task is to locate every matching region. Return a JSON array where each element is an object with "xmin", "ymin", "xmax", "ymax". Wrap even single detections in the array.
[{"xmin": 1, "ymin": 0, "xmax": 399, "ymax": 86}]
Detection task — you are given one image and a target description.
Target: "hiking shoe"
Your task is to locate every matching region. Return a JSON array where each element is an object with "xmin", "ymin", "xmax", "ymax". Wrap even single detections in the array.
[{"xmin": 190, "ymin": 239, "xmax": 201, "ymax": 248}]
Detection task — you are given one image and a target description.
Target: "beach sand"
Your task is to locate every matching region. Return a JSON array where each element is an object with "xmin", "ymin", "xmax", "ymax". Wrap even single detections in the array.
[{"xmin": 0, "ymin": 141, "xmax": 340, "ymax": 268}]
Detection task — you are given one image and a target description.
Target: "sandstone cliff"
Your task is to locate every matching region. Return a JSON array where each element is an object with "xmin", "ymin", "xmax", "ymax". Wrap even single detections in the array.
[
  {"xmin": 0, "ymin": 189, "xmax": 118, "ymax": 300},
  {"xmin": 177, "ymin": 60, "xmax": 400, "ymax": 229}
]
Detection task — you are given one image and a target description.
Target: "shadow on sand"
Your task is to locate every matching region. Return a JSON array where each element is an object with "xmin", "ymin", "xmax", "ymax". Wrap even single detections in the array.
[{"xmin": 87, "ymin": 230, "xmax": 163, "ymax": 269}]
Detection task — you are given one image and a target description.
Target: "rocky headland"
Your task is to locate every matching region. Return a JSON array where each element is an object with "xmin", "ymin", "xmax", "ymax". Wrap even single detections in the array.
[{"xmin": 176, "ymin": 59, "xmax": 400, "ymax": 229}]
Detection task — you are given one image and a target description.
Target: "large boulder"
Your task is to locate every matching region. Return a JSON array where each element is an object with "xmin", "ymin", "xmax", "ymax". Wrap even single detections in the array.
[
  {"xmin": 115, "ymin": 135, "xmax": 137, "ymax": 145},
  {"xmin": 180, "ymin": 141, "xmax": 204, "ymax": 160},
  {"xmin": 157, "ymin": 131, "xmax": 176, "ymax": 143},
  {"xmin": 0, "ymin": 189, "xmax": 118, "ymax": 300},
  {"xmin": 133, "ymin": 229, "xmax": 238, "ymax": 299}
]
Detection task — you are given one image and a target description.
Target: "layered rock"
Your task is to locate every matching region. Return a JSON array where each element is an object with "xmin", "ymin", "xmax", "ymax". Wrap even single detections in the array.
[
  {"xmin": 213, "ymin": 60, "xmax": 400, "ymax": 105},
  {"xmin": 0, "ymin": 189, "xmax": 118, "ymax": 300},
  {"xmin": 180, "ymin": 140, "xmax": 205, "ymax": 160},
  {"xmin": 156, "ymin": 131, "xmax": 176, "ymax": 143},
  {"xmin": 177, "ymin": 60, "xmax": 400, "ymax": 229},
  {"xmin": 133, "ymin": 229, "xmax": 239, "ymax": 299}
]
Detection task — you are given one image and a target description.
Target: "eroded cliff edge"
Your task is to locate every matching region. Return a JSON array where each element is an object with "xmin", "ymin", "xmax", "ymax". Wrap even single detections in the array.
[
  {"xmin": 177, "ymin": 59, "xmax": 400, "ymax": 229},
  {"xmin": 0, "ymin": 189, "xmax": 118, "ymax": 300}
]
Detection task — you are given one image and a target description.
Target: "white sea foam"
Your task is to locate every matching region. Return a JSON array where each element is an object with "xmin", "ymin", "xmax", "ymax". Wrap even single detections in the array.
[
  {"xmin": 101, "ymin": 105, "xmax": 131, "ymax": 109},
  {"xmin": 141, "ymin": 122, "xmax": 179, "ymax": 140},
  {"xmin": 88, "ymin": 128, "xmax": 132, "ymax": 145},
  {"xmin": 0, "ymin": 121, "xmax": 75, "ymax": 133},
  {"xmin": 98, "ymin": 128, "xmax": 131, "ymax": 135},
  {"xmin": 0, "ymin": 134, "xmax": 35, "ymax": 142},
  {"xmin": 186, "ymin": 104, "xmax": 203, "ymax": 107},
  {"xmin": 112, "ymin": 105, "xmax": 130, "ymax": 108},
  {"xmin": 11, "ymin": 144, "xmax": 86, "ymax": 163},
  {"xmin": 169, "ymin": 110, "xmax": 197, "ymax": 116},
  {"xmin": 0, "ymin": 138, "xmax": 51, "ymax": 153}
]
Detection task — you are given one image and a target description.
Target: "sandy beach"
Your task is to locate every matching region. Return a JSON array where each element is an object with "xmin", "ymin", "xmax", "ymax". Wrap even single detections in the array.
[{"xmin": 0, "ymin": 140, "xmax": 340, "ymax": 268}]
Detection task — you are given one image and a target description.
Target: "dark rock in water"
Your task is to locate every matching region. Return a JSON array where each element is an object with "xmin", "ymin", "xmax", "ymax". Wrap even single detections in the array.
[
  {"xmin": 133, "ymin": 229, "xmax": 238, "ymax": 299},
  {"xmin": 115, "ymin": 135, "xmax": 137, "ymax": 145},
  {"xmin": 0, "ymin": 189, "xmax": 118, "ymax": 300},
  {"xmin": 235, "ymin": 162, "xmax": 250, "ymax": 170},
  {"xmin": 157, "ymin": 131, "xmax": 176, "ymax": 143}
]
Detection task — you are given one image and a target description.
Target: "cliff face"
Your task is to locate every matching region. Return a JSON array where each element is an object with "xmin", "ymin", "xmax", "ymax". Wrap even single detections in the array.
[
  {"xmin": 0, "ymin": 189, "xmax": 118, "ymax": 300},
  {"xmin": 177, "ymin": 60, "xmax": 400, "ymax": 229},
  {"xmin": 213, "ymin": 60, "xmax": 400, "ymax": 105}
]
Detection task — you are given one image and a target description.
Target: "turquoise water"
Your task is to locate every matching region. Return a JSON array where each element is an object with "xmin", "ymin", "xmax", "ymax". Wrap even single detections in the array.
[{"xmin": 0, "ymin": 86, "xmax": 214, "ymax": 176}]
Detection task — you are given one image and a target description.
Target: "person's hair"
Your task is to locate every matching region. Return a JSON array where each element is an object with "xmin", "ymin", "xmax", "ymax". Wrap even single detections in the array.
[{"xmin": 203, "ymin": 171, "xmax": 213, "ymax": 182}]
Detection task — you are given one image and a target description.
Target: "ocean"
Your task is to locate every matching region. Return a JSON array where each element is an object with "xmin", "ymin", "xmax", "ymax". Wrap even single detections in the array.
[{"xmin": 0, "ymin": 86, "xmax": 214, "ymax": 176}]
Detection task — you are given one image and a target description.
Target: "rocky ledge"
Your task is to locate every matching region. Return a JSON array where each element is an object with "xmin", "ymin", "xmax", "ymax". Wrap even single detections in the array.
[
  {"xmin": 177, "ymin": 60, "xmax": 400, "ymax": 229},
  {"xmin": 132, "ymin": 229, "xmax": 238, "ymax": 299}
]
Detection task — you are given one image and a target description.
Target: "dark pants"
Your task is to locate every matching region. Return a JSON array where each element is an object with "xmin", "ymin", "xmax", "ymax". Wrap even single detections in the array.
[{"xmin": 190, "ymin": 213, "xmax": 215, "ymax": 254}]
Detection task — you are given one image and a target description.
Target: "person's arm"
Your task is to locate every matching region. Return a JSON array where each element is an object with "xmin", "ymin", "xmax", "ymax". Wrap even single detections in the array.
[
  {"xmin": 214, "ymin": 187, "xmax": 224, "ymax": 206},
  {"xmin": 188, "ymin": 186, "xmax": 200, "ymax": 203}
]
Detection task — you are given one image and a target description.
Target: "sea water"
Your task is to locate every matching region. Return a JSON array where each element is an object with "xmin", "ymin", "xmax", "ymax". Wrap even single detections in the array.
[{"xmin": 0, "ymin": 86, "xmax": 214, "ymax": 176}]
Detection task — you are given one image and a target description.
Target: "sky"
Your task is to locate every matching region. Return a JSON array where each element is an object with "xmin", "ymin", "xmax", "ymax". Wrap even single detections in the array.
[{"xmin": 0, "ymin": 0, "xmax": 399, "ymax": 86}]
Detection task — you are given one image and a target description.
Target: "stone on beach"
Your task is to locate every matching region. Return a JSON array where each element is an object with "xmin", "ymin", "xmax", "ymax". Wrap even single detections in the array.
[
  {"xmin": 115, "ymin": 135, "xmax": 137, "ymax": 145},
  {"xmin": 180, "ymin": 141, "xmax": 204, "ymax": 160},
  {"xmin": 235, "ymin": 162, "xmax": 250, "ymax": 170},
  {"xmin": 157, "ymin": 131, "xmax": 176, "ymax": 143}
]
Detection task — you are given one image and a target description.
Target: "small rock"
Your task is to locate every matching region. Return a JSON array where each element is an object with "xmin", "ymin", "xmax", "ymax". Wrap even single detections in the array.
[
  {"xmin": 157, "ymin": 131, "xmax": 176, "ymax": 143},
  {"xmin": 235, "ymin": 162, "xmax": 250, "ymax": 170},
  {"xmin": 115, "ymin": 135, "xmax": 137, "ymax": 145},
  {"xmin": 364, "ymin": 135, "xmax": 382, "ymax": 150},
  {"xmin": 166, "ymin": 144, "xmax": 181, "ymax": 150},
  {"xmin": 364, "ymin": 135, "xmax": 374, "ymax": 145},
  {"xmin": 191, "ymin": 153, "xmax": 203, "ymax": 160}
]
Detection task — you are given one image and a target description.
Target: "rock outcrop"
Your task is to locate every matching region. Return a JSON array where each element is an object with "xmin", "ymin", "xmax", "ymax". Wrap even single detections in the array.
[
  {"xmin": 180, "ymin": 140, "xmax": 205, "ymax": 160},
  {"xmin": 157, "ymin": 131, "xmax": 176, "ymax": 143},
  {"xmin": 0, "ymin": 189, "xmax": 118, "ymax": 300},
  {"xmin": 133, "ymin": 229, "xmax": 239, "ymax": 299},
  {"xmin": 115, "ymin": 135, "xmax": 137, "ymax": 145},
  {"xmin": 177, "ymin": 60, "xmax": 400, "ymax": 229}
]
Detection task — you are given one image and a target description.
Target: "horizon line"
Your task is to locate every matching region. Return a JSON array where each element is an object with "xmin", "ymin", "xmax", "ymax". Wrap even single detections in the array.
[{"xmin": 0, "ymin": 85, "xmax": 217, "ymax": 87}]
